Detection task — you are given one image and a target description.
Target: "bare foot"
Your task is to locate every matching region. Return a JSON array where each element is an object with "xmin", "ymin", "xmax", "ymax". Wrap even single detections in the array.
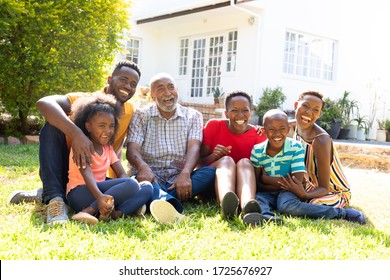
[
  {"xmin": 72, "ymin": 212, "xmax": 98, "ymax": 225},
  {"xmin": 99, "ymin": 197, "xmax": 114, "ymax": 221}
]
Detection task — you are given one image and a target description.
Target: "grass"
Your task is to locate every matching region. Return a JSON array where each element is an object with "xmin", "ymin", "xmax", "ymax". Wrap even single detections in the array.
[{"xmin": 0, "ymin": 144, "xmax": 389, "ymax": 260}]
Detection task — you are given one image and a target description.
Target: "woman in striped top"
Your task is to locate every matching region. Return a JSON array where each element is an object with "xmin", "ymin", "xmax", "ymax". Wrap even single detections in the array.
[{"xmin": 276, "ymin": 91, "xmax": 366, "ymax": 224}]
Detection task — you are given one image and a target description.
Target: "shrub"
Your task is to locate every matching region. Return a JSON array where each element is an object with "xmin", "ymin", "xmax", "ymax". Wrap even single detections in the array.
[{"xmin": 255, "ymin": 86, "xmax": 286, "ymax": 116}]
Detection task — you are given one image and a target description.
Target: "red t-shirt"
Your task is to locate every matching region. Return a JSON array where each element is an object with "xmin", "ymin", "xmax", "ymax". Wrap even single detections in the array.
[{"xmin": 202, "ymin": 119, "xmax": 267, "ymax": 163}]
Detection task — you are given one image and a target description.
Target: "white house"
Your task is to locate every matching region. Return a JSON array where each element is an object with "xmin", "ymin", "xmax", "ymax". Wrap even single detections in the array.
[{"xmin": 118, "ymin": 0, "xmax": 389, "ymax": 127}]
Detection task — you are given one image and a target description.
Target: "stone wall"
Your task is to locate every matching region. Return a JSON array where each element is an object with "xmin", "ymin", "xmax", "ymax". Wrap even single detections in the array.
[{"xmin": 180, "ymin": 102, "xmax": 225, "ymax": 123}]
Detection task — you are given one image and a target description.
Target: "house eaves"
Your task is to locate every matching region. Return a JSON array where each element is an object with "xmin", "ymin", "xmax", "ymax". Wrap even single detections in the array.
[{"xmin": 136, "ymin": 0, "xmax": 254, "ymax": 24}]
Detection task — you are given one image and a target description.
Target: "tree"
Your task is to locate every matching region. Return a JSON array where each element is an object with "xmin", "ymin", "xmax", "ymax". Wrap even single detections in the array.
[{"xmin": 0, "ymin": 0, "xmax": 131, "ymax": 135}]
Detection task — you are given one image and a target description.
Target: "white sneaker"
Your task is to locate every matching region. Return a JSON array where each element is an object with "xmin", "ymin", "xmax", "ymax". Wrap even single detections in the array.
[
  {"xmin": 150, "ymin": 200, "xmax": 186, "ymax": 225},
  {"xmin": 46, "ymin": 197, "xmax": 68, "ymax": 226}
]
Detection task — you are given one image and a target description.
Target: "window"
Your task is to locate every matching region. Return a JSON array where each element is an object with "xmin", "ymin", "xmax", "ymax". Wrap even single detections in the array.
[
  {"xmin": 190, "ymin": 39, "xmax": 206, "ymax": 97},
  {"xmin": 178, "ymin": 30, "xmax": 239, "ymax": 98},
  {"xmin": 125, "ymin": 38, "xmax": 140, "ymax": 64},
  {"xmin": 206, "ymin": 35, "xmax": 223, "ymax": 96},
  {"xmin": 226, "ymin": 31, "xmax": 238, "ymax": 72},
  {"xmin": 283, "ymin": 31, "xmax": 335, "ymax": 81},
  {"xmin": 179, "ymin": 38, "xmax": 189, "ymax": 75}
]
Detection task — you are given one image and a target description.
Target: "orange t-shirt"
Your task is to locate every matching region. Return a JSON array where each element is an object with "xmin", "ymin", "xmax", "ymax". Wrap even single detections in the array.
[
  {"xmin": 66, "ymin": 90, "xmax": 134, "ymax": 177},
  {"xmin": 66, "ymin": 145, "xmax": 119, "ymax": 195}
]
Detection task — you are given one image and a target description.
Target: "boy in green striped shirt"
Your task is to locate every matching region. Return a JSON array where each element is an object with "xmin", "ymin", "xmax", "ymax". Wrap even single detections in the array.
[{"xmin": 250, "ymin": 109, "xmax": 306, "ymax": 224}]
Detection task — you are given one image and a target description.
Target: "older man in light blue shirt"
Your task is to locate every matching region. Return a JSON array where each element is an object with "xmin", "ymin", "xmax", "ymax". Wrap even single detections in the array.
[{"xmin": 127, "ymin": 73, "xmax": 215, "ymax": 213}]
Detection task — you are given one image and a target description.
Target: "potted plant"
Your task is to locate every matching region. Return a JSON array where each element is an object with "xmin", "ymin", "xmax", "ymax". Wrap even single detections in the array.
[
  {"xmin": 376, "ymin": 119, "xmax": 387, "ymax": 142},
  {"xmin": 353, "ymin": 113, "xmax": 369, "ymax": 141},
  {"xmin": 337, "ymin": 91, "xmax": 358, "ymax": 139},
  {"xmin": 255, "ymin": 86, "xmax": 286, "ymax": 125},
  {"xmin": 212, "ymin": 87, "xmax": 224, "ymax": 105},
  {"xmin": 385, "ymin": 119, "xmax": 390, "ymax": 142},
  {"xmin": 319, "ymin": 97, "xmax": 343, "ymax": 139}
]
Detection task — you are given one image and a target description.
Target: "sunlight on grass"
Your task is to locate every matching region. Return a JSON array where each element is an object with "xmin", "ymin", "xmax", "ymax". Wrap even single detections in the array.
[{"xmin": 0, "ymin": 144, "xmax": 389, "ymax": 260}]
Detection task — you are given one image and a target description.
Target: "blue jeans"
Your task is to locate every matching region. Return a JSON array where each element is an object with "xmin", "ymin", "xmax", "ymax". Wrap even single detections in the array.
[
  {"xmin": 256, "ymin": 191, "xmax": 281, "ymax": 217},
  {"xmin": 39, "ymin": 123, "xmax": 69, "ymax": 204},
  {"xmin": 276, "ymin": 190, "xmax": 346, "ymax": 219},
  {"xmin": 67, "ymin": 178, "xmax": 153, "ymax": 215},
  {"xmin": 148, "ymin": 166, "xmax": 216, "ymax": 213}
]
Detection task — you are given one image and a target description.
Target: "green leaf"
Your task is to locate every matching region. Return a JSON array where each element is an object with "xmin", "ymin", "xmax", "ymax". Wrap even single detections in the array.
[{"xmin": 0, "ymin": 0, "xmax": 130, "ymax": 134}]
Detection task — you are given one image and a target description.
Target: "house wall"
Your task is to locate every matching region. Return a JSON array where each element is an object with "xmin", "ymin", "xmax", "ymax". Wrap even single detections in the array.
[
  {"xmin": 127, "ymin": 0, "xmax": 345, "ymax": 109},
  {"xmin": 128, "ymin": 5, "xmax": 261, "ymax": 104},
  {"xmin": 251, "ymin": 0, "xmax": 390, "ymax": 122},
  {"xmin": 122, "ymin": 0, "xmax": 390, "ymax": 126},
  {"xmin": 255, "ymin": 0, "xmax": 343, "ymax": 110}
]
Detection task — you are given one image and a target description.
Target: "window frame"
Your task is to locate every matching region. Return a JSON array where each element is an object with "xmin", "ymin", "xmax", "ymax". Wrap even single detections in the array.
[
  {"xmin": 178, "ymin": 38, "xmax": 190, "ymax": 76},
  {"xmin": 226, "ymin": 30, "xmax": 238, "ymax": 73},
  {"xmin": 177, "ymin": 30, "xmax": 238, "ymax": 98},
  {"xmin": 283, "ymin": 30, "xmax": 336, "ymax": 82},
  {"xmin": 125, "ymin": 37, "xmax": 141, "ymax": 65}
]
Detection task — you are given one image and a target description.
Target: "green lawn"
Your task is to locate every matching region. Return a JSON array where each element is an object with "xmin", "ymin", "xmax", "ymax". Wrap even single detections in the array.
[{"xmin": 0, "ymin": 144, "xmax": 389, "ymax": 260}]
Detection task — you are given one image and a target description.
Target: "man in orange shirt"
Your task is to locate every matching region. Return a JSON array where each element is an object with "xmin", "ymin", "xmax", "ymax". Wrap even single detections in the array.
[{"xmin": 8, "ymin": 60, "xmax": 141, "ymax": 226}]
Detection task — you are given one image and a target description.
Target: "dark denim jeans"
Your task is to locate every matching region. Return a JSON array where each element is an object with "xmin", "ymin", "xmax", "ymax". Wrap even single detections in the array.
[
  {"xmin": 149, "ymin": 166, "xmax": 216, "ymax": 213},
  {"xmin": 67, "ymin": 178, "xmax": 153, "ymax": 215},
  {"xmin": 39, "ymin": 123, "xmax": 69, "ymax": 204},
  {"xmin": 256, "ymin": 190, "xmax": 281, "ymax": 217},
  {"xmin": 276, "ymin": 190, "xmax": 346, "ymax": 219}
]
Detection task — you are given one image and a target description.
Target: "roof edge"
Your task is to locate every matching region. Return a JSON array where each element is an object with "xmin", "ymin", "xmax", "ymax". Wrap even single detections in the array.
[{"xmin": 136, "ymin": 0, "xmax": 255, "ymax": 24}]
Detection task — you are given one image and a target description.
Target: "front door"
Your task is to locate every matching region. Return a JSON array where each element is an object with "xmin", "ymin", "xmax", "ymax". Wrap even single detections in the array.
[{"xmin": 190, "ymin": 35, "xmax": 224, "ymax": 98}]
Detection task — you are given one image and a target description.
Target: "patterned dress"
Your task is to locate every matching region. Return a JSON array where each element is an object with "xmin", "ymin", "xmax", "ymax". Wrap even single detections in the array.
[{"xmin": 295, "ymin": 132, "xmax": 351, "ymax": 208}]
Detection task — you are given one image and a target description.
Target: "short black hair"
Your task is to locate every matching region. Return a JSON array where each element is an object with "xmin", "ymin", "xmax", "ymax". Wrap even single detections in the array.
[
  {"xmin": 298, "ymin": 91, "xmax": 325, "ymax": 109},
  {"xmin": 224, "ymin": 90, "xmax": 252, "ymax": 108},
  {"xmin": 112, "ymin": 60, "xmax": 141, "ymax": 78}
]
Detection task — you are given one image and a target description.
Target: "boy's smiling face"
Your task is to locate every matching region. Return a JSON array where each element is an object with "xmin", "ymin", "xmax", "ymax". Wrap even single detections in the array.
[{"xmin": 262, "ymin": 113, "xmax": 289, "ymax": 152}]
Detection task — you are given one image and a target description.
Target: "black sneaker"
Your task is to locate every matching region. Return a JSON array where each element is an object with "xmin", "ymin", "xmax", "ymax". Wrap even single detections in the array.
[
  {"xmin": 263, "ymin": 213, "xmax": 284, "ymax": 225},
  {"xmin": 242, "ymin": 212, "xmax": 263, "ymax": 226},
  {"xmin": 8, "ymin": 188, "xmax": 43, "ymax": 204},
  {"xmin": 221, "ymin": 191, "xmax": 239, "ymax": 220},
  {"xmin": 242, "ymin": 199, "xmax": 261, "ymax": 216},
  {"xmin": 344, "ymin": 208, "xmax": 366, "ymax": 225}
]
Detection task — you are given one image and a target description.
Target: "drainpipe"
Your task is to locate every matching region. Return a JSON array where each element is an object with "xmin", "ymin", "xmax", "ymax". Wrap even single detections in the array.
[{"xmin": 230, "ymin": 0, "xmax": 263, "ymax": 105}]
